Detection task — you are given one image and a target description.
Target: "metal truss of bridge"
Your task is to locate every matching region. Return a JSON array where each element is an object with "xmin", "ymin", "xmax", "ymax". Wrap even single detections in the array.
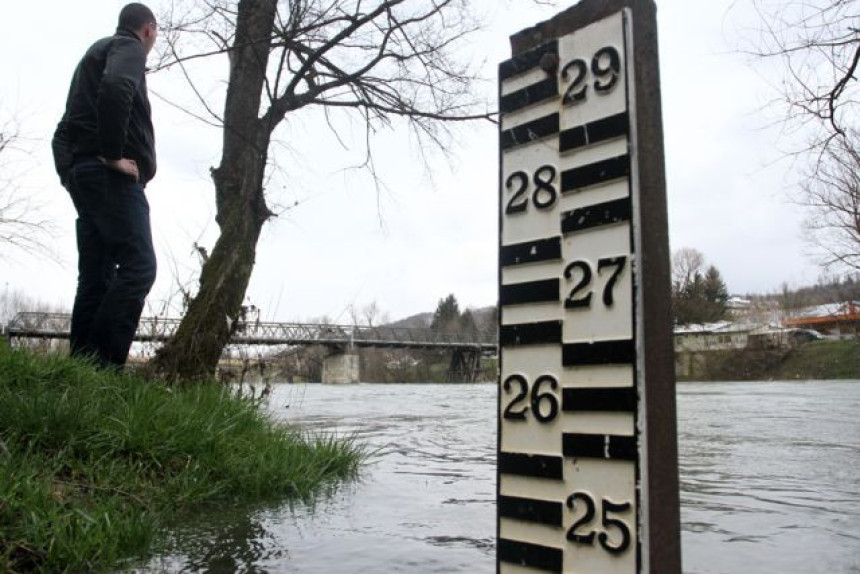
[{"xmin": 4, "ymin": 312, "xmax": 497, "ymax": 353}]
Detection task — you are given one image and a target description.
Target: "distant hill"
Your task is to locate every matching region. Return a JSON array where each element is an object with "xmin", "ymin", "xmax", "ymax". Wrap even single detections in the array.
[
  {"xmin": 386, "ymin": 312, "xmax": 433, "ymax": 329},
  {"xmin": 385, "ymin": 305, "xmax": 496, "ymax": 332}
]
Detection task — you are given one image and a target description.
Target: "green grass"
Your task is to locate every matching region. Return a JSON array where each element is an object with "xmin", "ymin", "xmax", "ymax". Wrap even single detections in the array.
[
  {"xmin": 0, "ymin": 346, "xmax": 365, "ymax": 572},
  {"xmin": 775, "ymin": 339, "xmax": 860, "ymax": 379},
  {"xmin": 677, "ymin": 339, "xmax": 860, "ymax": 381}
]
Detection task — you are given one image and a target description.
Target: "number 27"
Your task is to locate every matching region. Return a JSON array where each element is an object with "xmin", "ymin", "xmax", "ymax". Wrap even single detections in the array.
[{"xmin": 565, "ymin": 256, "xmax": 627, "ymax": 309}]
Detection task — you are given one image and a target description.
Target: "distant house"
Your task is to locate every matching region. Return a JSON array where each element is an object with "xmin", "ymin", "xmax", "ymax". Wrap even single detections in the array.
[
  {"xmin": 674, "ymin": 322, "xmax": 752, "ymax": 378},
  {"xmin": 784, "ymin": 301, "xmax": 860, "ymax": 339},
  {"xmin": 745, "ymin": 328, "xmax": 804, "ymax": 350},
  {"xmin": 674, "ymin": 321, "xmax": 816, "ymax": 352},
  {"xmin": 726, "ymin": 296, "xmax": 751, "ymax": 313},
  {"xmin": 673, "ymin": 321, "xmax": 804, "ymax": 378},
  {"xmin": 674, "ymin": 321, "xmax": 757, "ymax": 353}
]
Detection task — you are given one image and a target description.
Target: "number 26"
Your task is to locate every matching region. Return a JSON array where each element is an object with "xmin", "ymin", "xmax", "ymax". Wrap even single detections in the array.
[{"xmin": 502, "ymin": 374, "xmax": 559, "ymax": 423}]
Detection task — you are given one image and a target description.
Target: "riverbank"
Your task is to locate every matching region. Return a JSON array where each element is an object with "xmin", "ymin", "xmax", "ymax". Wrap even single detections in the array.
[
  {"xmin": 0, "ymin": 345, "xmax": 365, "ymax": 572},
  {"xmin": 676, "ymin": 339, "xmax": 860, "ymax": 381}
]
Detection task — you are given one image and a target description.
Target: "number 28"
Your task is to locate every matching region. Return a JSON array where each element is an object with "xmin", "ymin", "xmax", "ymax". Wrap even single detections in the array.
[{"xmin": 505, "ymin": 165, "xmax": 558, "ymax": 215}]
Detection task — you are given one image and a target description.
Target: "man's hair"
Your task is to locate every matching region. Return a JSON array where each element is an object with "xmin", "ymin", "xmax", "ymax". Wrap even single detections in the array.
[{"xmin": 118, "ymin": 3, "xmax": 156, "ymax": 31}]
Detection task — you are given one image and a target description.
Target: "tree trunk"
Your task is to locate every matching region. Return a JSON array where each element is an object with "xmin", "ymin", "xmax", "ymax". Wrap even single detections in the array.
[
  {"xmin": 150, "ymin": 0, "xmax": 277, "ymax": 381},
  {"xmin": 150, "ymin": 162, "xmax": 269, "ymax": 380}
]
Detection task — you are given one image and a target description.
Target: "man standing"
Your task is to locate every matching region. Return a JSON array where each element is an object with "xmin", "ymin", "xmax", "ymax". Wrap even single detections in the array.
[{"xmin": 52, "ymin": 3, "xmax": 158, "ymax": 368}]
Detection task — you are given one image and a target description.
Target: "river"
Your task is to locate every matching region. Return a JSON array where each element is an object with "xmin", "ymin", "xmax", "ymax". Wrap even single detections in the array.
[{"xmin": 144, "ymin": 381, "xmax": 860, "ymax": 573}]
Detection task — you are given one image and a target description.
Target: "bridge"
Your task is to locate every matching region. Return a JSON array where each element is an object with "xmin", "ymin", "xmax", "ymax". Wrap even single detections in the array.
[{"xmin": 3, "ymin": 312, "xmax": 497, "ymax": 383}]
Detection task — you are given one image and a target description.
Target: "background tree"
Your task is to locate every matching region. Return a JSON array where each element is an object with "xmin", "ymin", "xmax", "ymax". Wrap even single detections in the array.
[
  {"xmin": 0, "ymin": 119, "xmax": 55, "ymax": 261},
  {"xmin": 747, "ymin": 0, "xmax": 860, "ymax": 271},
  {"xmin": 349, "ymin": 301, "xmax": 388, "ymax": 329},
  {"xmin": 702, "ymin": 265, "xmax": 730, "ymax": 320},
  {"xmin": 431, "ymin": 293, "xmax": 461, "ymax": 333},
  {"xmin": 776, "ymin": 280, "xmax": 812, "ymax": 320},
  {"xmin": 748, "ymin": 0, "xmax": 858, "ymax": 151},
  {"xmin": 460, "ymin": 308, "xmax": 478, "ymax": 338},
  {"xmin": 671, "ymin": 248, "xmax": 730, "ymax": 325},
  {"xmin": 671, "ymin": 247, "xmax": 705, "ymax": 293},
  {"xmin": 148, "ymin": 0, "xmax": 490, "ymax": 380},
  {"xmin": 799, "ymin": 136, "xmax": 860, "ymax": 270}
]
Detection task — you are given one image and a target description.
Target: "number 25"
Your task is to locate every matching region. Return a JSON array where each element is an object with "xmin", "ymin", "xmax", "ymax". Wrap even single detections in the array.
[{"xmin": 567, "ymin": 492, "xmax": 632, "ymax": 555}]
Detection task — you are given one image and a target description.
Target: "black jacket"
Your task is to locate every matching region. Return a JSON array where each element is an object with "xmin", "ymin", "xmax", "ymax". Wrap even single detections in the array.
[{"xmin": 53, "ymin": 28, "xmax": 156, "ymax": 184}]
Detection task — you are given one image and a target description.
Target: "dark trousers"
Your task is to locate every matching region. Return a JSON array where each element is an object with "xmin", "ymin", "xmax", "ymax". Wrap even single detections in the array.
[{"xmin": 67, "ymin": 158, "xmax": 156, "ymax": 368}]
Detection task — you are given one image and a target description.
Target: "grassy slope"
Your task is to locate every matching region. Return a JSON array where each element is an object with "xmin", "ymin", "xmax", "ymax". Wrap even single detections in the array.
[
  {"xmin": 678, "ymin": 339, "xmax": 860, "ymax": 381},
  {"xmin": 0, "ymin": 346, "xmax": 364, "ymax": 572},
  {"xmin": 774, "ymin": 339, "xmax": 860, "ymax": 379}
]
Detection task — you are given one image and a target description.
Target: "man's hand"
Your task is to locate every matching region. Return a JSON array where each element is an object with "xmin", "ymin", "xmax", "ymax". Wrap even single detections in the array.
[{"xmin": 99, "ymin": 156, "xmax": 139, "ymax": 181}]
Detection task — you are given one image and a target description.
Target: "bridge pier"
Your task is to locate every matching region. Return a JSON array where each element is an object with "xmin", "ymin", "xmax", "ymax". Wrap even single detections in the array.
[
  {"xmin": 447, "ymin": 348, "xmax": 483, "ymax": 383},
  {"xmin": 322, "ymin": 350, "xmax": 360, "ymax": 384}
]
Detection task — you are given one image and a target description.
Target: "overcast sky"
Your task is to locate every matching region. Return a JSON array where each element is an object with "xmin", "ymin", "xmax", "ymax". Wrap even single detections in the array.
[{"xmin": 0, "ymin": 0, "xmax": 821, "ymax": 323}]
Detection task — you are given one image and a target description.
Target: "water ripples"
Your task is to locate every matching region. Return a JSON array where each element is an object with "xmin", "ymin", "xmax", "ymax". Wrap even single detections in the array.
[{"xmin": 144, "ymin": 381, "xmax": 860, "ymax": 573}]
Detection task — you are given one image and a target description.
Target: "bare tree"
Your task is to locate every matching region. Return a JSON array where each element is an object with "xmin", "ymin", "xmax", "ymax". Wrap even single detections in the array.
[
  {"xmin": 671, "ymin": 247, "xmax": 705, "ymax": 292},
  {"xmin": 745, "ymin": 1, "xmax": 859, "ymax": 274},
  {"xmin": 349, "ymin": 301, "xmax": 387, "ymax": 328},
  {"xmin": 747, "ymin": 0, "xmax": 859, "ymax": 151},
  {"xmin": 671, "ymin": 248, "xmax": 730, "ymax": 325},
  {"xmin": 147, "ymin": 0, "xmax": 490, "ymax": 380},
  {"xmin": 0, "ymin": 120, "xmax": 55, "ymax": 261},
  {"xmin": 800, "ymin": 134, "xmax": 860, "ymax": 270}
]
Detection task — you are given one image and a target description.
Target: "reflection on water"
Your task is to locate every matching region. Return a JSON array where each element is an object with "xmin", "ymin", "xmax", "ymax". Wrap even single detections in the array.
[
  {"xmin": 150, "ymin": 503, "xmax": 286, "ymax": 573},
  {"xmin": 143, "ymin": 381, "xmax": 860, "ymax": 573}
]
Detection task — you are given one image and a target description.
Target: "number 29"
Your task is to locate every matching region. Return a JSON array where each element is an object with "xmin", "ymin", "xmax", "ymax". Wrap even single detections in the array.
[{"xmin": 562, "ymin": 45, "xmax": 622, "ymax": 106}]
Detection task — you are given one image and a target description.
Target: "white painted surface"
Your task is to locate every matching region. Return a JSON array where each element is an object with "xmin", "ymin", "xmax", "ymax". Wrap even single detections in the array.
[{"xmin": 499, "ymin": 10, "xmax": 642, "ymax": 574}]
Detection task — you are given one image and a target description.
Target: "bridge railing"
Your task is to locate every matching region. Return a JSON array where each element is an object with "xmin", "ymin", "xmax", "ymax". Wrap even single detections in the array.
[
  {"xmin": 5, "ymin": 312, "xmax": 72, "ymax": 336},
  {"xmin": 5, "ymin": 312, "xmax": 497, "ymax": 350}
]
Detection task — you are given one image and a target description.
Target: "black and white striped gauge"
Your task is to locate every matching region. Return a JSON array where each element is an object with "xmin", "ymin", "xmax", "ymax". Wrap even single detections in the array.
[{"xmin": 497, "ymin": 2, "xmax": 681, "ymax": 573}]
